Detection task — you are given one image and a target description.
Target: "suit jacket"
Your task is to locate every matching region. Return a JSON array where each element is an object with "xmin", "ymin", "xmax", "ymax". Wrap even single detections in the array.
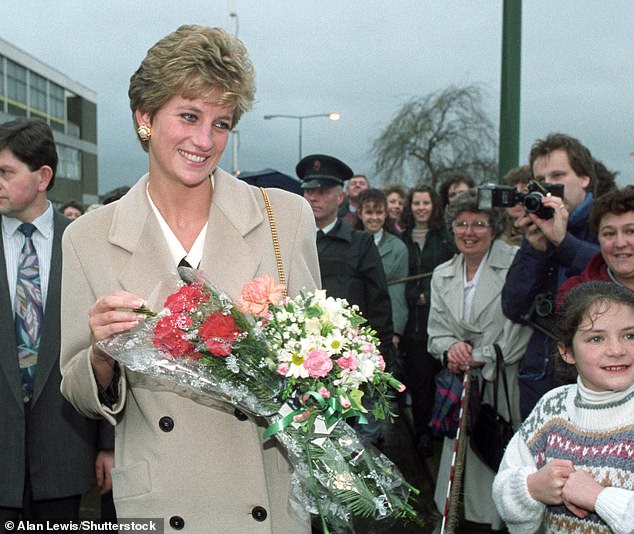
[
  {"xmin": 60, "ymin": 170, "xmax": 320, "ymax": 533},
  {"xmin": 0, "ymin": 211, "xmax": 109, "ymax": 507},
  {"xmin": 377, "ymin": 231, "xmax": 408, "ymax": 336}
]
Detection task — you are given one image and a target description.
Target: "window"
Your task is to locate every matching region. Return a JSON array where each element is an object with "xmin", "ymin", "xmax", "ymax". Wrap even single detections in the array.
[
  {"xmin": 49, "ymin": 82, "xmax": 65, "ymax": 131},
  {"xmin": 57, "ymin": 144, "xmax": 81, "ymax": 181},
  {"xmin": 29, "ymin": 72, "xmax": 47, "ymax": 118},
  {"xmin": 6, "ymin": 60, "xmax": 27, "ymax": 116}
]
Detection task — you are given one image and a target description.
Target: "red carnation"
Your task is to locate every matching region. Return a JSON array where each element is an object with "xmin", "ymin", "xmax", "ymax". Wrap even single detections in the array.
[
  {"xmin": 164, "ymin": 284, "xmax": 209, "ymax": 313},
  {"xmin": 152, "ymin": 313, "xmax": 195, "ymax": 358},
  {"xmin": 199, "ymin": 311, "xmax": 240, "ymax": 357}
]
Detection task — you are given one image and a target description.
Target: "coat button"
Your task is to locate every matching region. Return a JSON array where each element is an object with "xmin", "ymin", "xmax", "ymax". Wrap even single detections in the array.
[
  {"xmin": 159, "ymin": 416, "xmax": 174, "ymax": 432},
  {"xmin": 234, "ymin": 408, "xmax": 248, "ymax": 421},
  {"xmin": 251, "ymin": 506, "xmax": 267, "ymax": 522},
  {"xmin": 169, "ymin": 516, "xmax": 185, "ymax": 530}
]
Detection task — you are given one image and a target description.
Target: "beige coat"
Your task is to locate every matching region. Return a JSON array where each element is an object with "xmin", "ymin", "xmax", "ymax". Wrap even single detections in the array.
[
  {"xmin": 60, "ymin": 170, "xmax": 320, "ymax": 533},
  {"xmin": 427, "ymin": 239, "xmax": 532, "ymax": 529}
]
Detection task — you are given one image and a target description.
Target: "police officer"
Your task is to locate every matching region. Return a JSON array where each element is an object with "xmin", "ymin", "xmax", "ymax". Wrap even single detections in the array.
[{"xmin": 298, "ymin": 154, "xmax": 394, "ymax": 352}]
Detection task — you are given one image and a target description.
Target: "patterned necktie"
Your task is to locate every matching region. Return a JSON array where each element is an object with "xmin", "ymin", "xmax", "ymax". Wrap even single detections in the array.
[{"xmin": 14, "ymin": 223, "xmax": 42, "ymax": 402}]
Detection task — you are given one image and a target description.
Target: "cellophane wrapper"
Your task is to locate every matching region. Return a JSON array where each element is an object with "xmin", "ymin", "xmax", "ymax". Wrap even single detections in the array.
[
  {"xmin": 98, "ymin": 333, "xmax": 417, "ymax": 532},
  {"xmin": 97, "ymin": 320, "xmax": 283, "ymax": 418},
  {"xmin": 95, "ymin": 272, "xmax": 418, "ymax": 532}
]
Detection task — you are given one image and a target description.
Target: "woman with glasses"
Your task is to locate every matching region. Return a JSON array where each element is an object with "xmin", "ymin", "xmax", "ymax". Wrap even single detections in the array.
[{"xmin": 427, "ymin": 190, "xmax": 531, "ymax": 531}]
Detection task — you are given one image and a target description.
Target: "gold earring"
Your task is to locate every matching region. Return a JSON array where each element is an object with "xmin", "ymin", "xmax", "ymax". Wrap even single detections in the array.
[{"xmin": 137, "ymin": 124, "xmax": 152, "ymax": 142}]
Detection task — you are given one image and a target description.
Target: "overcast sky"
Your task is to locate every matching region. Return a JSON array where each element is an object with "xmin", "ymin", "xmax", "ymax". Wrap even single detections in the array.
[{"xmin": 1, "ymin": 1, "xmax": 632, "ymax": 194}]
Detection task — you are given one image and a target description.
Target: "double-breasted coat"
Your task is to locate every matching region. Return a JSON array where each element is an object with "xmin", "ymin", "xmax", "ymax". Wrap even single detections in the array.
[
  {"xmin": 0, "ymin": 211, "xmax": 111, "ymax": 507},
  {"xmin": 60, "ymin": 170, "xmax": 320, "ymax": 533},
  {"xmin": 427, "ymin": 239, "xmax": 532, "ymax": 529}
]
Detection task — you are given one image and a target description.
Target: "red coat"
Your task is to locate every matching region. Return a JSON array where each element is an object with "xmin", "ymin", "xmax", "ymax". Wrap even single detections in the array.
[{"xmin": 557, "ymin": 252, "xmax": 611, "ymax": 308}]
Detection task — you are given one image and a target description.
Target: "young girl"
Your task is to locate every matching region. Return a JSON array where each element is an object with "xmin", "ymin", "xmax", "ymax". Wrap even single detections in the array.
[{"xmin": 493, "ymin": 281, "xmax": 634, "ymax": 533}]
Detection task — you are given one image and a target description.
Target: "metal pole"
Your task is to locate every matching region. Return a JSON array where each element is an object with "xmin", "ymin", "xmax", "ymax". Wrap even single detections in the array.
[
  {"xmin": 229, "ymin": 4, "xmax": 239, "ymax": 173},
  {"xmin": 298, "ymin": 117, "xmax": 304, "ymax": 160},
  {"xmin": 498, "ymin": 0, "xmax": 522, "ymax": 181},
  {"xmin": 232, "ymin": 130, "xmax": 239, "ymax": 174}
]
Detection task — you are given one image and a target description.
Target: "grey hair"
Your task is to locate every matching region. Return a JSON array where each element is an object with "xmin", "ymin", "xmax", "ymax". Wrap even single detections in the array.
[{"xmin": 444, "ymin": 189, "xmax": 507, "ymax": 239}]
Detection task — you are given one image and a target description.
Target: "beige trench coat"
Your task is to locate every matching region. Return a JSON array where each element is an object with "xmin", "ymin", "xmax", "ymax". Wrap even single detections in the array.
[
  {"xmin": 60, "ymin": 169, "xmax": 320, "ymax": 533},
  {"xmin": 427, "ymin": 239, "xmax": 532, "ymax": 529}
]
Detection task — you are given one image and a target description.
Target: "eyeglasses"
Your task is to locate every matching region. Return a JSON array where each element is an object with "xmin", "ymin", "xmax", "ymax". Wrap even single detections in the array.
[{"xmin": 452, "ymin": 220, "xmax": 491, "ymax": 233}]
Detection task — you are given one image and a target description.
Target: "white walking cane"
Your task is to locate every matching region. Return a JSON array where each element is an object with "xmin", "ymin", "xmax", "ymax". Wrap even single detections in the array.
[{"xmin": 440, "ymin": 367, "xmax": 471, "ymax": 534}]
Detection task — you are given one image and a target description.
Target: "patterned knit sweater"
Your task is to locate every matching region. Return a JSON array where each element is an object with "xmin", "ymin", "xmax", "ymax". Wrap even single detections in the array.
[{"xmin": 493, "ymin": 379, "xmax": 634, "ymax": 534}]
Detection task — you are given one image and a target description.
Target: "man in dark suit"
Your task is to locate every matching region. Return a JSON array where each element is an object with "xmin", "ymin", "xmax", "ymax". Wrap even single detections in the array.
[{"xmin": 0, "ymin": 118, "xmax": 112, "ymax": 523}]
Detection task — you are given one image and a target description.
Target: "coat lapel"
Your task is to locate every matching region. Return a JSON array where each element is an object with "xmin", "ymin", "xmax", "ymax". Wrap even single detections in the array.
[
  {"xmin": 470, "ymin": 241, "xmax": 507, "ymax": 322},
  {"xmin": 198, "ymin": 171, "xmax": 263, "ymax": 300},
  {"xmin": 437, "ymin": 257, "xmax": 465, "ymax": 324},
  {"xmin": 107, "ymin": 176, "xmax": 176, "ymax": 310},
  {"xmin": 110, "ymin": 171, "xmax": 265, "ymax": 308}
]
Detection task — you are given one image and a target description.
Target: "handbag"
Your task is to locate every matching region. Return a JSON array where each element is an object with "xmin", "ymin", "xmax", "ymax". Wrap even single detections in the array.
[
  {"xmin": 429, "ymin": 367, "xmax": 480, "ymax": 439},
  {"xmin": 470, "ymin": 344, "xmax": 515, "ymax": 471}
]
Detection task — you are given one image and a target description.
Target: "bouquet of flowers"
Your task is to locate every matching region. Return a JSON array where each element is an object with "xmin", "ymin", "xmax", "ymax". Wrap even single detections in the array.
[{"xmin": 96, "ymin": 268, "xmax": 419, "ymax": 533}]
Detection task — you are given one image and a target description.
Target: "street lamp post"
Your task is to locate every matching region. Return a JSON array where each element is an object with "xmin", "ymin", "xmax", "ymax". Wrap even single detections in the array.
[{"xmin": 264, "ymin": 113, "xmax": 340, "ymax": 160}]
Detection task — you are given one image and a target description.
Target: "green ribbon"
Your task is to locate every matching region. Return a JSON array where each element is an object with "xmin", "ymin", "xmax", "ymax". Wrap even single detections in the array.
[{"xmin": 261, "ymin": 391, "xmax": 367, "ymax": 441}]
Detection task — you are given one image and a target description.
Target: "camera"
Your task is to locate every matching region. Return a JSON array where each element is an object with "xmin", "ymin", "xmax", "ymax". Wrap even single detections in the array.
[
  {"xmin": 477, "ymin": 180, "xmax": 564, "ymax": 220},
  {"xmin": 521, "ymin": 292, "xmax": 556, "ymax": 339}
]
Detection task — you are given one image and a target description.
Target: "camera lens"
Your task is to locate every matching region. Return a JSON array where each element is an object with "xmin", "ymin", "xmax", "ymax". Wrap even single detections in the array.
[
  {"xmin": 523, "ymin": 192, "xmax": 543, "ymax": 214},
  {"xmin": 535, "ymin": 294, "xmax": 553, "ymax": 317}
]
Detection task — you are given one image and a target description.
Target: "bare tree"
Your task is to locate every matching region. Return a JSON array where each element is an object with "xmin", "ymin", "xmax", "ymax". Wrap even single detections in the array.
[{"xmin": 371, "ymin": 84, "xmax": 498, "ymax": 190}]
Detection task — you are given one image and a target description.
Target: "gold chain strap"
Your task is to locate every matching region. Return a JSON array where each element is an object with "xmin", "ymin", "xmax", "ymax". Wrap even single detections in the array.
[{"xmin": 259, "ymin": 187, "xmax": 287, "ymax": 297}]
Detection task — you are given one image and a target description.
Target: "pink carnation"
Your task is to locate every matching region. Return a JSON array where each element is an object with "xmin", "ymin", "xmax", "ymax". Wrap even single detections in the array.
[
  {"xmin": 276, "ymin": 363, "xmax": 290, "ymax": 376},
  {"xmin": 303, "ymin": 349, "xmax": 333, "ymax": 378},
  {"xmin": 239, "ymin": 275, "xmax": 285, "ymax": 317},
  {"xmin": 376, "ymin": 354, "xmax": 386, "ymax": 372},
  {"xmin": 339, "ymin": 396, "xmax": 351, "ymax": 409},
  {"xmin": 317, "ymin": 387, "xmax": 331, "ymax": 399},
  {"xmin": 336, "ymin": 353, "xmax": 358, "ymax": 370}
]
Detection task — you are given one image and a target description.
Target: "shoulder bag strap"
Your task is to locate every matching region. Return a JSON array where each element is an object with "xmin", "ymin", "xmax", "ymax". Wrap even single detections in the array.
[
  {"xmin": 493, "ymin": 343, "xmax": 513, "ymax": 426},
  {"xmin": 259, "ymin": 187, "xmax": 287, "ymax": 297}
]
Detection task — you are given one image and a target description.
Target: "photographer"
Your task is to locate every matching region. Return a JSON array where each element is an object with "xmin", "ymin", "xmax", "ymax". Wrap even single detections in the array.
[{"xmin": 501, "ymin": 133, "xmax": 616, "ymax": 419}]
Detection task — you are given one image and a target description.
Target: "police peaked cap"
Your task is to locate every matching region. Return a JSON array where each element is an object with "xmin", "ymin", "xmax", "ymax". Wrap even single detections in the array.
[{"xmin": 296, "ymin": 154, "xmax": 353, "ymax": 189}]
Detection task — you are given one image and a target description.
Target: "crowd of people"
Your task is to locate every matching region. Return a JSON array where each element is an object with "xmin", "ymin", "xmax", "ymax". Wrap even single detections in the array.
[{"xmin": 0, "ymin": 22, "xmax": 631, "ymax": 534}]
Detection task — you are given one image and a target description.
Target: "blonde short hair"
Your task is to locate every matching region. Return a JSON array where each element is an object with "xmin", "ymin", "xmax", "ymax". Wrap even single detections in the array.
[{"xmin": 129, "ymin": 25, "xmax": 255, "ymax": 150}]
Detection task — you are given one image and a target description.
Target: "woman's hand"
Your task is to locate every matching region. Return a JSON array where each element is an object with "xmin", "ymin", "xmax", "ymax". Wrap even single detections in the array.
[
  {"xmin": 446, "ymin": 341, "xmax": 473, "ymax": 372},
  {"xmin": 89, "ymin": 290, "xmax": 147, "ymax": 342},
  {"xmin": 526, "ymin": 459, "xmax": 574, "ymax": 505},
  {"xmin": 528, "ymin": 194, "xmax": 569, "ymax": 247},
  {"xmin": 89, "ymin": 290, "xmax": 146, "ymax": 386}
]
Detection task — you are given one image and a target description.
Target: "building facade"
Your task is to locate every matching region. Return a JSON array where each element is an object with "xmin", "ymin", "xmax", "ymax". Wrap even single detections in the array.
[{"xmin": 0, "ymin": 37, "xmax": 99, "ymax": 208}]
